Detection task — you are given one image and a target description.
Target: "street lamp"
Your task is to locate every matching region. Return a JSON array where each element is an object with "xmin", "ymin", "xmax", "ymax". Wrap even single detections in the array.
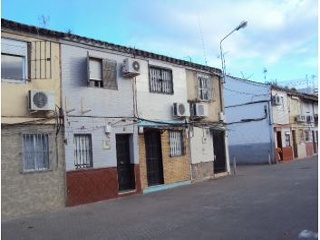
[{"xmin": 220, "ymin": 21, "xmax": 248, "ymax": 83}]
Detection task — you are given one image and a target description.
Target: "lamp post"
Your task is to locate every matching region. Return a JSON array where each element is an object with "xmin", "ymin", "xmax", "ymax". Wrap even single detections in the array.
[{"xmin": 220, "ymin": 21, "xmax": 247, "ymax": 83}]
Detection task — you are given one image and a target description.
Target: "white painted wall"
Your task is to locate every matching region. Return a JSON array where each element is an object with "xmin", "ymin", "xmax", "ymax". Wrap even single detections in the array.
[
  {"xmin": 61, "ymin": 43, "xmax": 138, "ymax": 171},
  {"xmin": 190, "ymin": 127, "xmax": 214, "ymax": 164},
  {"xmin": 136, "ymin": 59, "xmax": 188, "ymax": 120},
  {"xmin": 272, "ymin": 89, "xmax": 290, "ymax": 125}
]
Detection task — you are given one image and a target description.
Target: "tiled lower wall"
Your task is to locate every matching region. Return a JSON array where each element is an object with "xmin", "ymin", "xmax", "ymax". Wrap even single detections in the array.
[{"xmin": 67, "ymin": 165, "xmax": 141, "ymax": 206}]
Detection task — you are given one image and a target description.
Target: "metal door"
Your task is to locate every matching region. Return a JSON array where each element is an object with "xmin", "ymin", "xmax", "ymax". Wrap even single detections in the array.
[
  {"xmin": 213, "ymin": 130, "xmax": 226, "ymax": 173},
  {"xmin": 116, "ymin": 134, "xmax": 135, "ymax": 191},
  {"xmin": 144, "ymin": 131, "xmax": 164, "ymax": 186}
]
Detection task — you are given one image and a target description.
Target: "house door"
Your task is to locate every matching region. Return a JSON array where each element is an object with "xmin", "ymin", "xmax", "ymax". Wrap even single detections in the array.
[
  {"xmin": 144, "ymin": 131, "xmax": 164, "ymax": 186},
  {"xmin": 213, "ymin": 130, "xmax": 226, "ymax": 173},
  {"xmin": 292, "ymin": 130, "xmax": 298, "ymax": 158},
  {"xmin": 116, "ymin": 134, "xmax": 135, "ymax": 191},
  {"xmin": 312, "ymin": 131, "xmax": 317, "ymax": 154}
]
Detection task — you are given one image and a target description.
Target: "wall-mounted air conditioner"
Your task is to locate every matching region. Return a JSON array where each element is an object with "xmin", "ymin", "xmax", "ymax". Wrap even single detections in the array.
[
  {"xmin": 295, "ymin": 115, "xmax": 306, "ymax": 123},
  {"xmin": 28, "ymin": 90, "xmax": 55, "ymax": 111},
  {"xmin": 172, "ymin": 103, "xmax": 190, "ymax": 117},
  {"xmin": 122, "ymin": 58, "xmax": 140, "ymax": 78},
  {"xmin": 272, "ymin": 95, "xmax": 282, "ymax": 106},
  {"xmin": 193, "ymin": 103, "xmax": 208, "ymax": 117}
]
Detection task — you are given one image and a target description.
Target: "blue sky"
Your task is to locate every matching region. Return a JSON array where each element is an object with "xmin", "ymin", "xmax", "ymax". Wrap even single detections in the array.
[{"xmin": 2, "ymin": 0, "xmax": 318, "ymax": 88}]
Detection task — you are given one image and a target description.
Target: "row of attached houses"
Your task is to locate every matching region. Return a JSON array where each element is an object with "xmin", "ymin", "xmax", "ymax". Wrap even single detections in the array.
[
  {"xmin": 1, "ymin": 19, "xmax": 229, "ymax": 219},
  {"xmin": 225, "ymin": 76, "xmax": 318, "ymax": 164}
]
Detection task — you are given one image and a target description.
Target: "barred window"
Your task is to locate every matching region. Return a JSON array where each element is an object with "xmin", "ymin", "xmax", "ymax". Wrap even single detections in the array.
[
  {"xmin": 22, "ymin": 134, "xmax": 50, "ymax": 171},
  {"xmin": 198, "ymin": 74, "xmax": 212, "ymax": 101},
  {"xmin": 149, "ymin": 66, "xmax": 173, "ymax": 94},
  {"xmin": 169, "ymin": 131, "xmax": 184, "ymax": 157},
  {"xmin": 74, "ymin": 134, "xmax": 93, "ymax": 169}
]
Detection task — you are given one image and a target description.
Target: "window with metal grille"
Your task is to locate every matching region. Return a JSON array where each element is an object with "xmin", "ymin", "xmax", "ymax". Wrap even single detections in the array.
[
  {"xmin": 149, "ymin": 66, "xmax": 173, "ymax": 94},
  {"xmin": 198, "ymin": 74, "xmax": 212, "ymax": 101},
  {"xmin": 74, "ymin": 134, "xmax": 93, "ymax": 169},
  {"xmin": 22, "ymin": 134, "xmax": 50, "ymax": 171},
  {"xmin": 87, "ymin": 55, "xmax": 118, "ymax": 90},
  {"xmin": 169, "ymin": 131, "xmax": 184, "ymax": 157}
]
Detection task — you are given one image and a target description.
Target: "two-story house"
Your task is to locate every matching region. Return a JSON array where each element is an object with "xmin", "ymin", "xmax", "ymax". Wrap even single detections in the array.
[
  {"xmin": 1, "ymin": 19, "xmax": 65, "ymax": 219},
  {"xmin": 186, "ymin": 69, "xmax": 228, "ymax": 179},
  {"xmin": 288, "ymin": 91, "xmax": 318, "ymax": 159}
]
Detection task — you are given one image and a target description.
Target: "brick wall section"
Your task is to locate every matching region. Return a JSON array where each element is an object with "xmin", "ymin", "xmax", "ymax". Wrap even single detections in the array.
[
  {"xmin": 161, "ymin": 130, "xmax": 190, "ymax": 184},
  {"xmin": 138, "ymin": 134, "xmax": 148, "ymax": 189},
  {"xmin": 1, "ymin": 125, "xmax": 65, "ymax": 220},
  {"xmin": 139, "ymin": 129, "xmax": 190, "ymax": 190}
]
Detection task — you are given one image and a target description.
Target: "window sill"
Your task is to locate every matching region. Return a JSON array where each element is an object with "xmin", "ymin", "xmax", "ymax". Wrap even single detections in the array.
[{"xmin": 21, "ymin": 168, "xmax": 52, "ymax": 174}]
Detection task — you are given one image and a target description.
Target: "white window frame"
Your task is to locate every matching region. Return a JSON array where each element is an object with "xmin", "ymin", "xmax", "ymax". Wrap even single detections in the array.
[
  {"xmin": 22, "ymin": 134, "xmax": 50, "ymax": 172},
  {"xmin": 198, "ymin": 74, "xmax": 212, "ymax": 101},
  {"xmin": 74, "ymin": 134, "xmax": 93, "ymax": 169},
  {"xmin": 169, "ymin": 131, "xmax": 184, "ymax": 157},
  {"xmin": 87, "ymin": 54, "xmax": 118, "ymax": 90},
  {"xmin": 1, "ymin": 38, "xmax": 28, "ymax": 82}
]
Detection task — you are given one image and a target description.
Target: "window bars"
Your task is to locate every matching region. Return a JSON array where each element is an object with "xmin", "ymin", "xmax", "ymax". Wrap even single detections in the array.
[
  {"xmin": 149, "ymin": 66, "xmax": 173, "ymax": 94},
  {"xmin": 169, "ymin": 131, "xmax": 184, "ymax": 157},
  {"xmin": 22, "ymin": 134, "xmax": 50, "ymax": 171},
  {"xmin": 74, "ymin": 134, "xmax": 93, "ymax": 169}
]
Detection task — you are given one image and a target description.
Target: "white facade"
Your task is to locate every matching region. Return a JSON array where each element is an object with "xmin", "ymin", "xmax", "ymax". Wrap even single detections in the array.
[
  {"xmin": 61, "ymin": 43, "xmax": 138, "ymax": 171},
  {"xmin": 136, "ymin": 59, "xmax": 188, "ymax": 121}
]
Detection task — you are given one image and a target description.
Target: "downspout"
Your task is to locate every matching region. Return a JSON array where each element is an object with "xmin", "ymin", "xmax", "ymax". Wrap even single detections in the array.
[{"xmin": 268, "ymin": 87, "xmax": 275, "ymax": 163}]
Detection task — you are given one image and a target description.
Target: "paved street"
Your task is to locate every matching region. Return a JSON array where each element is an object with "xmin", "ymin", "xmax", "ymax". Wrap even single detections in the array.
[{"xmin": 2, "ymin": 155, "xmax": 318, "ymax": 240}]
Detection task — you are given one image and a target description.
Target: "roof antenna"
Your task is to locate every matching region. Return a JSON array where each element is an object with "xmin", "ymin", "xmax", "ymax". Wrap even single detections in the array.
[
  {"xmin": 38, "ymin": 15, "xmax": 50, "ymax": 28},
  {"xmin": 197, "ymin": 13, "xmax": 208, "ymax": 66}
]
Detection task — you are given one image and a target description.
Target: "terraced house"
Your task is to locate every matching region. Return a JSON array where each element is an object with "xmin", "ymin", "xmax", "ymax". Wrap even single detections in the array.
[
  {"xmin": 2, "ymin": 18, "xmax": 229, "ymax": 217},
  {"xmin": 1, "ymin": 19, "xmax": 65, "ymax": 219}
]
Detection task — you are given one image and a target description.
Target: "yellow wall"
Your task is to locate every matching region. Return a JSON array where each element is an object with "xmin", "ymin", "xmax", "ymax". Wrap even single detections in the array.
[
  {"xmin": 186, "ymin": 69, "xmax": 222, "ymax": 122},
  {"xmin": 288, "ymin": 96, "xmax": 301, "ymax": 123},
  {"xmin": 1, "ymin": 32, "xmax": 61, "ymax": 123}
]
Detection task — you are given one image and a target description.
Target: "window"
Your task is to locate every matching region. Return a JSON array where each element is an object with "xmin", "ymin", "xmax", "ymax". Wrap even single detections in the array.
[
  {"xmin": 87, "ymin": 56, "xmax": 118, "ymax": 90},
  {"xmin": 1, "ymin": 38, "xmax": 28, "ymax": 81},
  {"xmin": 198, "ymin": 74, "xmax": 212, "ymax": 101},
  {"xmin": 169, "ymin": 131, "xmax": 184, "ymax": 157},
  {"xmin": 305, "ymin": 130, "xmax": 310, "ymax": 142},
  {"xmin": 149, "ymin": 66, "xmax": 173, "ymax": 94},
  {"xmin": 285, "ymin": 133, "xmax": 290, "ymax": 146},
  {"xmin": 74, "ymin": 134, "xmax": 93, "ymax": 169},
  {"xmin": 22, "ymin": 134, "xmax": 50, "ymax": 171}
]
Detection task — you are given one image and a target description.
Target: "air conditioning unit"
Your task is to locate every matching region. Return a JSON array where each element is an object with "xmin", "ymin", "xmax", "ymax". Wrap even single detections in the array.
[
  {"xmin": 172, "ymin": 103, "xmax": 190, "ymax": 117},
  {"xmin": 122, "ymin": 58, "xmax": 140, "ymax": 77},
  {"xmin": 28, "ymin": 90, "xmax": 55, "ymax": 111},
  {"xmin": 193, "ymin": 103, "xmax": 208, "ymax": 117},
  {"xmin": 272, "ymin": 95, "xmax": 281, "ymax": 106},
  {"xmin": 295, "ymin": 115, "xmax": 306, "ymax": 123}
]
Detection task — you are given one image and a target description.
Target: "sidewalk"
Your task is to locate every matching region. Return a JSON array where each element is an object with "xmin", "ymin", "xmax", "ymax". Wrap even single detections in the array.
[{"xmin": 2, "ymin": 155, "xmax": 318, "ymax": 240}]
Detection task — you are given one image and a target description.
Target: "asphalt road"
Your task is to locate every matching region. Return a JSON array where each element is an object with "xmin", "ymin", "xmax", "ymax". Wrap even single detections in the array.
[{"xmin": 2, "ymin": 155, "xmax": 318, "ymax": 240}]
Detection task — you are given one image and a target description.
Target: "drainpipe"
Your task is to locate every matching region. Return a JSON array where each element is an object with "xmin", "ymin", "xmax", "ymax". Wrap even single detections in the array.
[{"xmin": 267, "ymin": 88, "xmax": 275, "ymax": 164}]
